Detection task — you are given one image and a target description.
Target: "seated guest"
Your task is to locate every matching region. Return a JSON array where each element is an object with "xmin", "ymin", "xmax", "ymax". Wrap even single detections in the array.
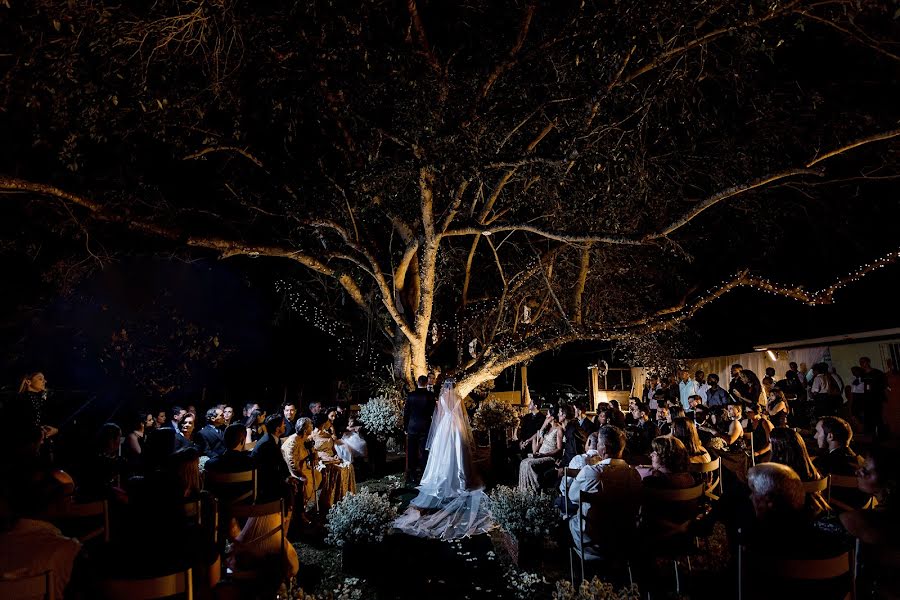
[
  {"xmin": 769, "ymin": 428, "xmax": 829, "ymax": 516},
  {"xmin": 0, "ymin": 472, "xmax": 82, "ymax": 599},
  {"xmin": 244, "ymin": 409, "xmax": 267, "ymax": 446},
  {"xmin": 840, "ymin": 446, "xmax": 900, "ymax": 599},
  {"xmin": 281, "ymin": 417, "xmax": 320, "ymax": 511},
  {"xmin": 608, "ymin": 400, "xmax": 627, "ymax": 428},
  {"xmin": 122, "ymin": 414, "xmax": 147, "ymax": 467},
  {"xmin": 568, "ymin": 426, "xmax": 642, "ymax": 560},
  {"xmin": 205, "ymin": 423, "xmax": 256, "ymax": 502},
  {"xmin": 251, "ymin": 414, "xmax": 292, "ymax": 503},
  {"xmin": 77, "ymin": 422, "xmax": 125, "ymax": 500},
  {"xmin": 709, "ymin": 403, "xmax": 748, "ymax": 482},
  {"xmin": 766, "ymin": 389, "xmax": 790, "ymax": 428},
  {"xmin": 518, "ymin": 412, "xmax": 562, "ymax": 491},
  {"xmin": 655, "ymin": 405, "xmax": 671, "ymax": 436},
  {"xmin": 557, "ymin": 431, "xmax": 601, "ymax": 514},
  {"xmin": 174, "ymin": 412, "xmax": 208, "ymax": 455},
  {"xmin": 197, "ymin": 407, "xmax": 226, "ymax": 457},
  {"xmin": 670, "ymin": 417, "xmax": 711, "ymax": 464},
  {"xmin": 312, "ymin": 413, "xmax": 357, "ymax": 509},
  {"xmin": 595, "ymin": 409, "xmax": 610, "ymax": 428},
  {"xmin": 744, "ymin": 463, "xmax": 850, "ymax": 599},
  {"xmin": 626, "ymin": 401, "xmax": 657, "ymax": 459},
  {"xmin": 813, "ymin": 416, "xmax": 867, "ymax": 510},
  {"xmin": 641, "ymin": 436, "xmax": 695, "ymax": 489},
  {"xmin": 559, "ymin": 404, "xmax": 587, "ymax": 468},
  {"xmin": 641, "ymin": 437, "xmax": 701, "ymax": 545},
  {"xmin": 743, "ymin": 404, "xmax": 772, "ymax": 463},
  {"xmin": 575, "ymin": 403, "xmax": 597, "ymax": 434}
]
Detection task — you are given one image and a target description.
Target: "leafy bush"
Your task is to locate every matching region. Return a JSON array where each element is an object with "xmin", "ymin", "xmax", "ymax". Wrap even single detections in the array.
[
  {"xmin": 489, "ymin": 485, "xmax": 558, "ymax": 539},
  {"xmin": 358, "ymin": 396, "xmax": 404, "ymax": 442},
  {"xmin": 325, "ymin": 490, "xmax": 397, "ymax": 547},
  {"xmin": 553, "ymin": 578, "xmax": 640, "ymax": 600}
]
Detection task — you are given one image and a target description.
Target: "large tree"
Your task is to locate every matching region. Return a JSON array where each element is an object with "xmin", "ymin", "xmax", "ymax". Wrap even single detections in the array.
[{"xmin": 2, "ymin": 0, "xmax": 899, "ymax": 395}]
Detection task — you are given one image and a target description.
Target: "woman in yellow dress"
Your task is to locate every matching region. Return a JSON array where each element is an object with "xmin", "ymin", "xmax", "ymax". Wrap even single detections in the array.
[
  {"xmin": 280, "ymin": 417, "xmax": 321, "ymax": 512},
  {"xmin": 312, "ymin": 413, "xmax": 357, "ymax": 510}
]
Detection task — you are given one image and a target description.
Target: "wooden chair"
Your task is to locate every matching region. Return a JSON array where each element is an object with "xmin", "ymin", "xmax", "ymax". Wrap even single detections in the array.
[
  {"xmin": 101, "ymin": 568, "xmax": 192, "ymax": 600},
  {"xmin": 801, "ymin": 475, "xmax": 830, "ymax": 496},
  {"xmin": 204, "ymin": 469, "xmax": 257, "ymax": 505},
  {"xmin": 0, "ymin": 570, "xmax": 54, "ymax": 600},
  {"xmin": 828, "ymin": 473, "xmax": 875, "ymax": 512},
  {"xmin": 574, "ymin": 481, "xmax": 640, "ymax": 586},
  {"xmin": 562, "ymin": 467, "xmax": 581, "ymax": 584},
  {"xmin": 641, "ymin": 483, "xmax": 706, "ymax": 594},
  {"xmin": 226, "ymin": 499, "xmax": 286, "ymax": 583},
  {"xmin": 738, "ymin": 544, "xmax": 854, "ymax": 600},
  {"xmin": 47, "ymin": 499, "xmax": 110, "ymax": 543},
  {"xmin": 688, "ymin": 457, "xmax": 723, "ymax": 500},
  {"xmin": 743, "ymin": 431, "xmax": 756, "ymax": 467}
]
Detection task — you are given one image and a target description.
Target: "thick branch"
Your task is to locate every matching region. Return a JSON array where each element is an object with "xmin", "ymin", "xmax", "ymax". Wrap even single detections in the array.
[
  {"xmin": 572, "ymin": 244, "xmax": 592, "ymax": 325},
  {"xmin": 479, "ymin": 3, "xmax": 537, "ymax": 100}
]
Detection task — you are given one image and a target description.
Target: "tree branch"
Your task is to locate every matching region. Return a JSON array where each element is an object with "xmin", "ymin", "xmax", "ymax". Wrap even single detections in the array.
[
  {"xmin": 572, "ymin": 244, "xmax": 592, "ymax": 325},
  {"xmin": 479, "ymin": 3, "xmax": 537, "ymax": 100}
]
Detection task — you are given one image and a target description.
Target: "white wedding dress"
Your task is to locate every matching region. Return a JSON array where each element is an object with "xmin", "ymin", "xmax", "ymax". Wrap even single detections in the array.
[{"xmin": 393, "ymin": 380, "xmax": 493, "ymax": 540}]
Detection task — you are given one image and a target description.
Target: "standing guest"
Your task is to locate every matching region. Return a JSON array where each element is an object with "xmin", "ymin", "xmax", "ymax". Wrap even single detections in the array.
[
  {"xmin": 251, "ymin": 414, "xmax": 293, "ymax": 503},
  {"xmin": 694, "ymin": 370, "xmax": 709, "ymax": 402},
  {"xmin": 340, "ymin": 414, "xmax": 368, "ymax": 461},
  {"xmin": 311, "ymin": 413, "xmax": 356, "ymax": 508},
  {"xmin": 710, "ymin": 404, "xmax": 748, "ymax": 481},
  {"xmin": 12, "ymin": 372, "xmax": 58, "ymax": 446},
  {"xmin": 729, "ymin": 364, "xmax": 749, "ymax": 403},
  {"xmin": 810, "ymin": 363, "xmax": 843, "ymax": 417},
  {"xmin": 847, "ymin": 366, "xmax": 866, "ymax": 423},
  {"xmin": 642, "ymin": 375, "xmax": 660, "ymax": 406},
  {"xmin": 744, "ymin": 405, "xmax": 772, "ymax": 463},
  {"xmin": 626, "ymin": 401, "xmax": 658, "ymax": 458},
  {"xmin": 859, "ymin": 356, "xmax": 887, "ymax": 434},
  {"xmin": 735, "ymin": 369, "xmax": 764, "ymax": 407},
  {"xmin": 403, "ymin": 375, "xmax": 437, "ymax": 486},
  {"xmin": 197, "ymin": 407, "xmax": 226, "ymax": 457},
  {"xmin": 705, "ymin": 373, "xmax": 729, "ymax": 408},
  {"xmin": 766, "ymin": 389, "xmax": 790, "ymax": 428},
  {"xmin": 678, "ymin": 369, "xmax": 698, "ymax": 411},
  {"xmin": 282, "ymin": 402, "xmax": 298, "ymax": 436},
  {"xmin": 222, "ymin": 405, "xmax": 235, "ymax": 428},
  {"xmin": 518, "ymin": 400, "xmax": 545, "ymax": 454}
]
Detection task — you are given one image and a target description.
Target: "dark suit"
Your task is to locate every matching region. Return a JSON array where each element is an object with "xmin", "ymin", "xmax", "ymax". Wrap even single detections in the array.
[
  {"xmin": 251, "ymin": 433, "xmax": 290, "ymax": 501},
  {"xmin": 610, "ymin": 408, "xmax": 627, "ymax": 429},
  {"xmin": 519, "ymin": 411, "xmax": 544, "ymax": 453},
  {"xmin": 561, "ymin": 421, "xmax": 588, "ymax": 467},
  {"xmin": 283, "ymin": 418, "xmax": 296, "ymax": 437},
  {"xmin": 174, "ymin": 432, "xmax": 208, "ymax": 455},
  {"xmin": 404, "ymin": 386, "xmax": 437, "ymax": 483},
  {"xmin": 578, "ymin": 417, "xmax": 597, "ymax": 434},
  {"xmin": 197, "ymin": 425, "xmax": 226, "ymax": 457},
  {"xmin": 814, "ymin": 446, "xmax": 868, "ymax": 509}
]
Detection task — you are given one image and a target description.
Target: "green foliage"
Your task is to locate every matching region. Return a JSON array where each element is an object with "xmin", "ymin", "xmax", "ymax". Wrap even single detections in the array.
[{"xmin": 472, "ymin": 398, "xmax": 520, "ymax": 431}]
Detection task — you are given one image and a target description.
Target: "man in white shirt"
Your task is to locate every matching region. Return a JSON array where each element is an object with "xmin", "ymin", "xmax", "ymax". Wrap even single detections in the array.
[
  {"xmin": 678, "ymin": 370, "xmax": 698, "ymax": 411},
  {"xmin": 568, "ymin": 425, "xmax": 642, "ymax": 559},
  {"xmin": 694, "ymin": 370, "xmax": 709, "ymax": 402},
  {"xmin": 558, "ymin": 431, "xmax": 600, "ymax": 500}
]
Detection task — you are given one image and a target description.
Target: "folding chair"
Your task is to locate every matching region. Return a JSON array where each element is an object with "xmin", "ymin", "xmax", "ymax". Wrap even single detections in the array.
[
  {"xmin": 101, "ymin": 568, "xmax": 192, "ymax": 600},
  {"xmin": 738, "ymin": 544, "xmax": 854, "ymax": 600},
  {"xmin": 575, "ymin": 481, "xmax": 640, "ymax": 587},
  {"xmin": 688, "ymin": 457, "xmax": 723, "ymax": 500},
  {"xmin": 641, "ymin": 483, "xmax": 706, "ymax": 594},
  {"xmin": 0, "ymin": 570, "xmax": 54, "ymax": 600},
  {"xmin": 800, "ymin": 475, "xmax": 829, "ymax": 496},
  {"xmin": 828, "ymin": 473, "xmax": 875, "ymax": 512},
  {"xmin": 204, "ymin": 469, "xmax": 257, "ymax": 505},
  {"xmin": 562, "ymin": 466, "xmax": 581, "ymax": 584}
]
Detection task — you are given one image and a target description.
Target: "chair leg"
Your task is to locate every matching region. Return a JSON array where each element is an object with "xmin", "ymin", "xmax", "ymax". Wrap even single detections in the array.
[
  {"xmin": 674, "ymin": 559, "xmax": 680, "ymax": 594},
  {"xmin": 686, "ymin": 555, "xmax": 692, "ymax": 572},
  {"xmin": 627, "ymin": 562, "xmax": 634, "ymax": 587},
  {"xmin": 569, "ymin": 548, "xmax": 575, "ymax": 586}
]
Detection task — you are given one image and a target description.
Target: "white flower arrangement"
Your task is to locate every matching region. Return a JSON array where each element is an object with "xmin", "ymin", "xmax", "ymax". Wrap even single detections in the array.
[
  {"xmin": 504, "ymin": 567, "xmax": 547, "ymax": 599},
  {"xmin": 472, "ymin": 398, "xmax": 520, "ymax": 432},
  {"xmin": 358, "ymin": 395, "xmax": 404, "ymax": 442},
  {"xmin": 553, "ymin": 578, "xmax": 640, "ymax": 600},
  {"xmin": 489, "ymin": 485, "xmax": 558, "ymax": 539},
  {"xmin": 324, "ymin": 490, "xmax": 397, "ymax": 547}
]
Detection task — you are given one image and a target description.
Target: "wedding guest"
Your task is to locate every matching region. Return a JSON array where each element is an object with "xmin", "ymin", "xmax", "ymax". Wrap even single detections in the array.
[
  {"xmin": 122, "ymin": 414, "xmax": 147, "ymax": 467},
  {"xmin": 711, "ymin": 404, "xmax": 748, "ymax": 481},
  {"xmin": 312, "ymin": 413, "xmax": 356, "ymax": 508},
  {"xmin": 168, "ymin": 406, "xmax": 187, "ymax": 431},
  {"xmin": 174, "ymin": 412, "xmax": 207, "ymax": 455},
  {"xmin": 813, "ymin": 416, "xmax": 867, "ymax": 510},
  {"xmin": 340, "ymin": 414, "xmax": 368, "ymax": 461},
  {"xmin": 655, "ymin": 405, "xmax": 671, "ymax": 436},
  {"xmin": 281, "ymin": 417, "xmax": 319, "ymax": 522},
  {"xmin": 518, "ymin": 412, "xmax": 562, "ymax": 491},
  {"xmin": 705, "ymin": 373, "xmax": 729, "ymax": 408},
  {"xmin": 694, "ymin": 370, "xmax": 709, "ymax": 402},
  {"xmin": 282, "ymin": 401, "xmax": 298, "ymax": 436},
  {"xmin": 608, "ymin": 400, "xmax": 627, "ymax": 428},
  {"xmin": 575, "ymin": 403, "xmax": 596, "ymax": 434},
  {"xmin": 678, "ymin": 369, "xmax": 698, "ymax": 411},
  {"xmin": 559, "ymin": 404, "xmax": 587, "ymax": 468},
  {"xmin": 626, "ymin": 401, "xmax": 657, "ymax": 458},
  {"xmin": 197, "ymin": 407, "xmax": 226, "ymax": 457},
  {"xmin": 244, "ymin": 409, "xmax": 266, "ymax": 445},
  {"xmin": 642, "ymin": 436, "xmax": 695, "ymax": 489},
  {"xmin": 670, "ymin": 417, "xmax": 711, "ymax": 464},
  {"xmin": 222, "ymin": 404, "xmax": 235, "ymax": 427},
  {"xmin": 766, "ymin": 389, "xmax": 790, "ymax": 428},
  {"xmin": 518, "ymin": 400, "xmax": 545, "ymax": 453},
  {"xmin": 859, "ymin": 356, "xmax": 887, "ymax": 434},
  {"xmin": 743, "ymin": 404, "xmax": 772, "ymax": 463},
  {"xmin": 769, "ymin": 428, "xmax": 829, "ymax": 516},
  {"xmin": 251, "ymin": 414, "xmax": 292, "ymax": 503}
]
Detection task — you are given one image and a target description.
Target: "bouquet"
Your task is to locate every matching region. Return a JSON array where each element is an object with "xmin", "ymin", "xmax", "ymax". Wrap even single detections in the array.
[
  {"xmin": 358, "ymin": 396, "xmax": 403, "ymax": 442},
  {"xmin": 325, "ymin": 490, "xmax": 397, "ymax": 547},
  {"xmin": 489, "ymin": 485, "xmax": 558, "ymax": 540},
  {"xmin": 472, "ymin": 398, "xmax": 520, "ymax": 432}
]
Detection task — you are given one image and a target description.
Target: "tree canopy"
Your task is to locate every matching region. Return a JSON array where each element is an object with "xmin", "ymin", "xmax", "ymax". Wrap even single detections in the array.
[{"xmin": 2, "ymin": 0, "xmax": 899, "ymax": 393}]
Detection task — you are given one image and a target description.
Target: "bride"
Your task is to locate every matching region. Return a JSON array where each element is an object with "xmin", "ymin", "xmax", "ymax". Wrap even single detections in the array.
[{"xmin": 394, "ymin": 379, "xmax": 493, "ymax": 539}]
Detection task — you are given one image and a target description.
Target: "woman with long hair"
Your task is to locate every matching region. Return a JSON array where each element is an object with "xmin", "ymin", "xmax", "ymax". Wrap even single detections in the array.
[
  {"xmin": 244, "ymin": 409, "xmax": 266, "ymax": 445},
  {"xmin": 769, "ymin": 427, "xmax": 829, "ymax": 515},
  {"xmin": 517, "ymin": 411, "xmax": 562, "ymax": 491},
  {"xmin": 670, "ymin": 417, "xmax": 711, "ymax": 463},
  {"xmin": 14, "ymin": 372, "xmax": 58, "ymax": 443}
]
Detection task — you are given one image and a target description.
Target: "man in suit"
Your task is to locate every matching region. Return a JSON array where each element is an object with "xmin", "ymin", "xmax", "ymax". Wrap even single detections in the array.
[
  {"xmin": 206, "ymin": 423, "xmax": 256, "ymax": 502},
  {"xmin": 197, "ymin": 407, "xmax": 227, "ymax": 457},
  {"xmin": 404, "ymin": 374, "xmax": 437, "ymax": 485},
  {"xmin": 282, "ymin": 401, "xmax": 298, "ymax": 436},
  {"xmin": 518, "ymin": 399, "xmax": 544, "ymax": 455},
  {"xmin": 608, "ymin": 400, "xmax": 627, "ymax": 428},
  {"xmin": 558, "ymin": 404, "xmax": 587, "ymax": 468},
  {"xmin": 575, "ymin": 403, "xmax": 597, "ymax": 435},
  {"xmin": 813, "ymin": 416, "xmax": 867, "ymax": 509},
  {"xmin": 251, "ymin": 414, "xmax": 294, "ymax": 502}
]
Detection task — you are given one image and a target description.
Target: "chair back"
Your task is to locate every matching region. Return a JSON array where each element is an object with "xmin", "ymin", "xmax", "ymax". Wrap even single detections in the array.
[
  {"xmin": 101, "ymin": 568, "xmax": 192, "ymax": 600},
  {"xmin": 643, "ymin": 482, "xmax": 705, "ymax": 503},
  {"xmin": 801, "ymin": 476, "xmax": 829, "ymax": 495},
  {"xmin": 738, "ymin": 544, "xmax": 853, "ymax": 600},
  {"xmin": 0, "ymin": 571, "xmax": 54, "ymax": 600},
  {"xmin": 204, "ymin": 469, "xmax": 257, "ymax": 505},
  {"xmin": 562, "ymin": 467, "xmax": 581, "ymax": 519},
  {"xmin": 47, "ymin": 499, "xmax": 110, "ymax": 543},
  {"xmin": 688, "ymin": 457, "xmax": 723, "ymax": 498},
  {"xmin": 227, "ymin": 499, "xmax": 286, "ymax": 582}
]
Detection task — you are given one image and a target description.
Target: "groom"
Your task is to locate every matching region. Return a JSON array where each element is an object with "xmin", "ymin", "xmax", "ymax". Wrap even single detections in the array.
[{"xmin": 404, "ymin": 374, "xmax": 437, "ymax": 486}]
